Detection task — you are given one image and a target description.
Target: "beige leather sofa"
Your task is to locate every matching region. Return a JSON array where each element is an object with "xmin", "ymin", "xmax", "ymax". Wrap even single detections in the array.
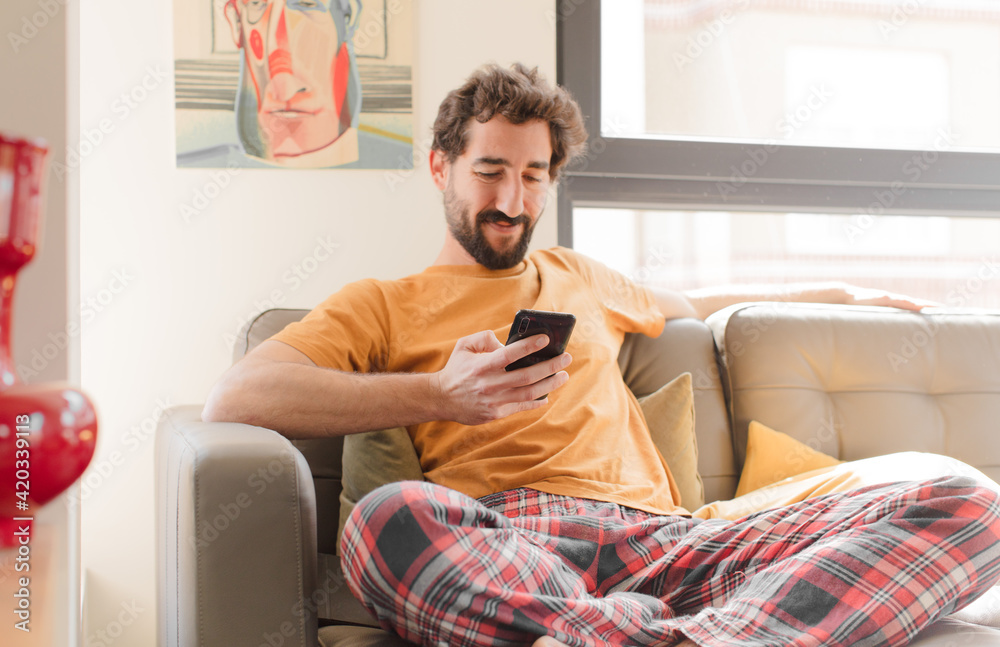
[{"xmin": 157, "ymin": 303, "xmax": 1000, "ymax": 646}]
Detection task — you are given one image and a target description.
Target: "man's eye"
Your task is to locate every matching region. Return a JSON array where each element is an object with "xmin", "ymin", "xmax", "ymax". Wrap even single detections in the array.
[{"xmin": 476, "ymin": 171, "xmax": 501, "ymax": 179}]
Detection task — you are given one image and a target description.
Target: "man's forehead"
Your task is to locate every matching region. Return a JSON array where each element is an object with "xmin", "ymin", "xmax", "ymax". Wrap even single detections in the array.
[{"xmin": 462, "ymin": 117, "xmax": 552, "ymax": 166}]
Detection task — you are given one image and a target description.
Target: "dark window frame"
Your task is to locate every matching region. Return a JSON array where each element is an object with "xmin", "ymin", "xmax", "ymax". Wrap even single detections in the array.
[{"xmin": 555, "ymin": 0, "xmax": 1000, "ymax": 247}]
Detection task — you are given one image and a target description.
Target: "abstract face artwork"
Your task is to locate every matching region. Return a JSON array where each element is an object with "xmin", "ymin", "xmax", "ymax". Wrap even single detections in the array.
[{"xmin": 223, "ymin": 0, "xmax": 363, "ymax": 166}]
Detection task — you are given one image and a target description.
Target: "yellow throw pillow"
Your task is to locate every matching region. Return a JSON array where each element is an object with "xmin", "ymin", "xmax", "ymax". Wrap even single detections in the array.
[
  {"xmin": 735, "ymin": 420, "xmax": 842, "ymax": 497},
  {"xmin": 638, "ymin": 372, "xmax": 704, "ymax": 509}
]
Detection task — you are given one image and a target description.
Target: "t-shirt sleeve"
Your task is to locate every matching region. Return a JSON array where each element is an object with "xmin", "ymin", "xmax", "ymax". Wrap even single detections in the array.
[
  {"xmin": 561, "ymin": 248, "xmax": 666, "ymax": 339},
  {"xmin": 269, "ymin": 279, "xmax": 391, "ymax": 372}
]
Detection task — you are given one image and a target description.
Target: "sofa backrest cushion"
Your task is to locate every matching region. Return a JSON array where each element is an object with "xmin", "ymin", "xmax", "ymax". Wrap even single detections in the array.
[{"xmin": 709, "ymin": 303, "xmax": 1000, "ymax": 487}]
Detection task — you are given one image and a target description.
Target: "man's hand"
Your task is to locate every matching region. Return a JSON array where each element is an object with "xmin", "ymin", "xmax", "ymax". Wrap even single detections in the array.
[
  {"xmin": 841, "ymin": 283, "xmax": 940, "ymax": 311},
  {"xmin": 433, "ymin": 330, "xmax": 571, "ymax": 426}
]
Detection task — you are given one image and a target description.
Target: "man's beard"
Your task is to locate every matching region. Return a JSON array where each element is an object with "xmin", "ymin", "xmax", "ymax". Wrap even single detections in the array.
[{"xmin": 444, "ymin": 184, "xmax": 537, "ymax": 270}]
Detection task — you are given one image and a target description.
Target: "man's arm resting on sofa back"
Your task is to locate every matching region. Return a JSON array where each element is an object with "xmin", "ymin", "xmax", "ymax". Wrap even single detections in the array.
[
  {"xmin": 201, "ymin": 332, "xmax": 572, "ymax": 438},
  {"xmin": 654, "ymin": 281, "xmax": 936, "ymax": 321}
]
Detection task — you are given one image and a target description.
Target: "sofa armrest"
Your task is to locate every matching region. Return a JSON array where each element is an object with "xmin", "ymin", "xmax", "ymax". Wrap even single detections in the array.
[{"xmin": 156, "ymin": 405, "xmax": 319, "ymax": 647}]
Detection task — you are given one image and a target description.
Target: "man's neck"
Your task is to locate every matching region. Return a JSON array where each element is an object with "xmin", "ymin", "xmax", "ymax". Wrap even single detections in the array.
[{"xmin": 433, "ymin": 237, "xmax": 480, "ymax": 267}]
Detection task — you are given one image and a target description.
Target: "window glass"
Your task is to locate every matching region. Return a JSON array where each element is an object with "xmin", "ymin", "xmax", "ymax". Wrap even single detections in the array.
[
  {"xmin": 602, "ymin": 0, "xmax": 1000, "ymax": 150},
  {"xmin": 574, "ymin": 208, "xmax": 1000, "ymax": 309}
]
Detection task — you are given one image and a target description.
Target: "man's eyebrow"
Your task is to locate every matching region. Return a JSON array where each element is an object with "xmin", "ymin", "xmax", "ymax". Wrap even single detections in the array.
[{"xmin": 473, "ymin": 157, "xmax": 550, "ymax": 170}]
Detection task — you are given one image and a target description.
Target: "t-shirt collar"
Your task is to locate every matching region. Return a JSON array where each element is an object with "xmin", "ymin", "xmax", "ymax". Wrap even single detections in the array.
[{"xmin": 423, "ymin": 259, "xmax": 529, "ymax": 278}]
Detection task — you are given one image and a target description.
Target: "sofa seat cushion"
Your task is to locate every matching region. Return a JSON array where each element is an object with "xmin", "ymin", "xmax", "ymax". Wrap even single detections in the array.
[
  {"xmin": 315, "ymin": 605, "xmax": 1000, "ymax": 647},
  {"xmin": 318, "ymin": 625, "xmax": 414, "ymax": 647},
  {"xmin": 908, "ymin": 617, "xmax": 1000, "ymax": 646}
]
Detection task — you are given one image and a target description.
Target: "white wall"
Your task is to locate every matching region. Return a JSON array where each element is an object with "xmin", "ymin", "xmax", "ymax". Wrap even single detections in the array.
[{"xmin": 78, "ymin": 1, "xmax": 558, "ymax": 644}]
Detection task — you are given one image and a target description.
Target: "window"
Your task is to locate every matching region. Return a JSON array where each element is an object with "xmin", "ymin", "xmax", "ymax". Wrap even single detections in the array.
[
  {"xmin": 574, "ymin": 209, "xmax": 1000, "ymax": 308},
  {"xmin": 600, "ymin": 0, "xmax": 1000, "ymax": 150},
  {"xmin": 558, "ymin": 0, "xmax": 1000, "ymax": 307}
]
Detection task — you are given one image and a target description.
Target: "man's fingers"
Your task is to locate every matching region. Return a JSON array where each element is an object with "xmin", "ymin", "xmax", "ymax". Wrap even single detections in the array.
[
  {"xmin": 504, "ymin": 352, "xmax": 572, "ymax": 387},
  {"xmin": 885, "ymin": 295, "xmax": 942, "ymax": 311},
  {"xmin": 528, "ymin": 369, "xmax": 570, "ymax": 400},
  {"xmin": 492, "ymin": 333, "xmax": 550, "ymax": 370},
  {"xmin": 439, "ymin": 331, "xmax": 571, "ymax": 425},
  {"xmin": 845, "ymin": 286, "xmax": 942, "ymax": 312},
  {"xmin": 477, "ymin": 354, "xmax": 571, "ymax": 414},
  {"xmin": 503, "ymin": 369, "xmax": 571, "ymax": 411}
]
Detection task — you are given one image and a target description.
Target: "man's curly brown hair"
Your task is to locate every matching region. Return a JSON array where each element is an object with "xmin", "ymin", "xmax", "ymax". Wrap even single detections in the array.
[{"xmin": 431, "ymin": 63, "xmax": 588, "ymax": 180}]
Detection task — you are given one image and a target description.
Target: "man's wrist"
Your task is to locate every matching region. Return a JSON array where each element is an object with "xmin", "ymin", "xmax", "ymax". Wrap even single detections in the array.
[
  {"xmin": 420, "ymin": 371, "xmax": 449, "ymax": 423},
  {"xmin": 810, "ymin": 281, "xmax": 850, "ymax": 305}
]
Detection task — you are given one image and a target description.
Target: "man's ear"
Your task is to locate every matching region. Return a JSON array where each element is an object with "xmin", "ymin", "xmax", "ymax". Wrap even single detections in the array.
[
  {"xmin": 429, "ymin": 148, "xmax": 450, "ymax": 191},
  {"xmin": 223, "ymin": 0, "xmax": 243, "ymax": 48}
]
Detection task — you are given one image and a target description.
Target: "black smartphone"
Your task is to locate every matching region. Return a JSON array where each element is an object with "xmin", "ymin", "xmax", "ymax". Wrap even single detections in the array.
[{"xmin": 504, "ymin": 309, "xmax": 576, "ymax": 371}]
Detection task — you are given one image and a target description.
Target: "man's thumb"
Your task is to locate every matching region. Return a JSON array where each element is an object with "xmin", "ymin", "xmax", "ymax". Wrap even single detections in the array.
[{"xmin": 457, "ymin": 329, "xmax": 503, "ymax": 353}]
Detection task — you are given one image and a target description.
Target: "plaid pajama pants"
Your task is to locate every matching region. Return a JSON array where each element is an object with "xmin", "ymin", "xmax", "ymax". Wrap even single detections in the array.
[{"xmin": 340, "ymin": 476, "xmax": 1000, "ymax": 647}]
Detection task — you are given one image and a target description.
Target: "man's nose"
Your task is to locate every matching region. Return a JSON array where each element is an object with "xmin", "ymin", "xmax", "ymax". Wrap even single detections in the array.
[{"xmin": 495, "ymin": 176, "xmax": 525, "ymax": 219}]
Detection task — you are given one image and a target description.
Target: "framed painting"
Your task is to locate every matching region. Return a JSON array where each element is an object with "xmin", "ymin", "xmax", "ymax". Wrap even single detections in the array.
[{"xmin": 173, "ymin": 0, "xmax": 413, "ymax": 170}]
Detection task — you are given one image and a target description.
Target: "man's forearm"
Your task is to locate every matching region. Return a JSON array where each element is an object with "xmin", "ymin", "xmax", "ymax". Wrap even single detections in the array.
[
  {"xmin": 682, "ymin": 281, "xmax": 849, "ymax": 320},
  {"xmin": 683, "ymin": 280, "xmax": 935, "ymax": 319},
  {"xmin": 202, "ymin": 331, "xmax": 572, "ymax": 438},
  {"xmin": 202, "ymin": 358, "xmax": 443, "ymax": 438},
  {"xmin": 653, "ymin": 281, "xmax": 931, "ymax": 321}
]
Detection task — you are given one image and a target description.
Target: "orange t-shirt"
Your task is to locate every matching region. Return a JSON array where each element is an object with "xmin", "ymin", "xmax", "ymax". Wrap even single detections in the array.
[{"xmin": 272, "ymin": 247, "xmax": 682, "ymax": 515}]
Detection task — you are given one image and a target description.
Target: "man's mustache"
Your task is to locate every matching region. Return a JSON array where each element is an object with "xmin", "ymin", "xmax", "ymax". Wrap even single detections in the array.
[{"xmin": 477, "ymin": 210, "xmax": 529, "ymax": 227}]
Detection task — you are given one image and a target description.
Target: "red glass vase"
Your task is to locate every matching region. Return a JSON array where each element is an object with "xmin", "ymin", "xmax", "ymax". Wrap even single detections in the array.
[{"xmin": 0, "ymin": 132, "xmax": 98, "ymax": 547}]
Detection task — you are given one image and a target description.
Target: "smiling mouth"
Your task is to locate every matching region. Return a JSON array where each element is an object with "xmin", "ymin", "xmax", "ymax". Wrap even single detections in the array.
[
  {"xmin": 485, "ymin": 212, "xmax": 525, "ymax": 226},
  {"xmin": 485, "ymin": 220, "xmax": 524, "ymax": 237}
]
